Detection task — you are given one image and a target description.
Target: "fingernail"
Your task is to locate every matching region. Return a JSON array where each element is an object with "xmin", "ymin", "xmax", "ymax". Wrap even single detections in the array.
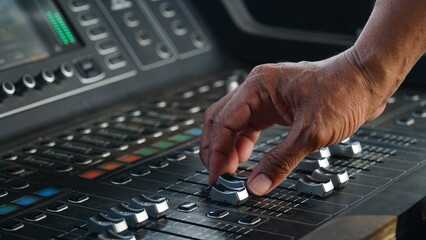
[{"xmin": 248, "ymin": 174, "xmax": 272, "ymax": 195}]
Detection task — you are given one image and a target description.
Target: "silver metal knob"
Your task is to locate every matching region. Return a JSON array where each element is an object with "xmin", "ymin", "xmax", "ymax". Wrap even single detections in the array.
[
  {"xmin": 329, "ymin": 141, "xmax": 362, "ymax": 158},
  {"xmin": 295, "ymin": 175, "xmax": 334, "ymax": 197},
  {"xmin": 87, "ymin": 213, "xmax": 128, "ymax": 234},
  {"xmin": 312, "ymin": 167, "xmax": 349, "ymax": 189},
  {"xmin": 128, "ymin": 194, "xmax": 168, "ymax": 218},
  {"xmin": 210, "ymin": 184, "xmax": 249, "ymax": 205},
  {"xmin": 295, "ymin": 157, "xmax": 330, "ymax": 172},
  {"xmin": 108, "ymin": 203, "xmax": 148, "ymax": 228}
]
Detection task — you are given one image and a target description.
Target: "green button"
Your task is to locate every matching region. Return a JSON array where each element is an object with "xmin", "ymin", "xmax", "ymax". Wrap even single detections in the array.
[
  {"xmin": 152, "ymin": 141, "xmax": 176, "ymax": 149},
  {"xmin": 135, "ymin": 147, "xmax": 158, "ymax": 156},
  {"xmin": 169, "ymin": 134, "xmax": 192, "ymax": 143}
]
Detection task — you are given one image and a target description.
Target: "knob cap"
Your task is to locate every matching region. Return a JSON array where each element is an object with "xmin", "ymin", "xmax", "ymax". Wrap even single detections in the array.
[
  {"xmin": 87, "ymin": 213, "xmax": 128, "ymax": 234},
  {"xmin": 36, "ymin": 68, "xmax": 55, "ymax": 88},
  {"xmin": 295, "ymin": 175, "xmax": 334, "ymax": 197},
  {"xmin": 216, "ymin": 173, "xmax": 248, "ymax": 189},
  {"xmin": 108, "ymin": 203, "xmax": 148, "ymax": 228},
  {"xmin": 307, "ymin": 147, "xmax": 331, "ymax": 159},
  {"xmin": 210, "ymin": 184, "xmax": 249, "ymax": 205},
  {"xmin": 312, "ymin": 167, "xmax": 349, "ymax": 189},
  {"xmin": 55, "ymin": 63, "xmax": 74, "ymax": 81},
  {"xmin": 15, "ymin": 74, "xmax": 36, "ymax": 95},
  {"xmin": 295, "ymin": 157, "xmax": 330, "ymax": 172},
  {"xmin": 329, "ymin": 141, "xmax": 362, "ymax": 158},
  {"xmin": 128, "ymin": 194, "xmax": 169, "ymax": 218},
  {"xmin": 0, "ymin": 80, "xmax": 16, "ymax": 102}
]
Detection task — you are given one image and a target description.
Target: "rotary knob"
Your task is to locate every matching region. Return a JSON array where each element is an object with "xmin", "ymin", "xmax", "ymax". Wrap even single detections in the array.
[
  {"xmin": 128, "ymin": 194, "xmax": 168, "ymax": 218},
  {"xmin": 15, "ymin": 74, "xmax": 36, "ymax": 95},
  {"xmin": 55, "ymin": 63, "xmax": 74, "ymax": 81},
  {"xmin": 0, "ymin": 80, "xmax": 16, "ymax": 102},
  {"xmin": 36, "ymin": 68, "xmax": 55, "ymax": 88}
]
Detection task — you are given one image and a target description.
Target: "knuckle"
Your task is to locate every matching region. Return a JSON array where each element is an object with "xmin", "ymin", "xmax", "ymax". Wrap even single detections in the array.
[{"xmin": 264, "ymin": 150, "xmax": 295, "ymax": 177}]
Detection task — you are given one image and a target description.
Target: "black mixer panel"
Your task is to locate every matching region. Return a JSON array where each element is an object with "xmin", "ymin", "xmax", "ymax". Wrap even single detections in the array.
[{"xmin": 0, "ymin": 1, "xmax": 425, "ymax": 239}]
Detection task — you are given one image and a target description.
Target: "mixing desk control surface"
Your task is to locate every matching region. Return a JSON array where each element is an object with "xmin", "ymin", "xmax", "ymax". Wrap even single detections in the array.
[{"xmin": 0, "ymin": 0, "xmax": 425, "ymax": 239}]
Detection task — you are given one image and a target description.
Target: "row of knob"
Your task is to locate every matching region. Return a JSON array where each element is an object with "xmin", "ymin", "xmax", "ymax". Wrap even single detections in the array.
[
  {"xmin": 294, "ymin": 138, "xmax": 362, "ymax": 197},
  {"xmin": 0, "ymin": 63, "xmax": 74, "ymax": 102},
  {"xmin": 209, "ymin": 137, "xmax": 362, "ymax": 203},
  {"xmin": 87, "ymin": 194, "xmax": 169, "ymax": 239}
]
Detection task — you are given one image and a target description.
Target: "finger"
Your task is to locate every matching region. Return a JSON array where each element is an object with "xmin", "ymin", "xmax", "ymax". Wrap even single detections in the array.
[
  {"xmin": 200, "ymin": 91, "xmax": 238, "ymax": 168},
  {"xmin": 247, "ymin": 121, "xmax": 313, "ymax": 196},
  {"xmin": 207, "ymin": 90, "xmax": 260, "ymax": 184},
  {"xmin": 235, "ymin": 124, "xmax": 261, "ymax": 164}
]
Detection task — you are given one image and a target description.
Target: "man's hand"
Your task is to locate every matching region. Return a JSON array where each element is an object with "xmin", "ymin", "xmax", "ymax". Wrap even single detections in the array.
[
  {"xmin": 200, "ymin": 0, "xmax": 426, "ymax": 196},
  {"xmin": 200, "ymin": 49, "xmax": 388, "ymax": 196}
]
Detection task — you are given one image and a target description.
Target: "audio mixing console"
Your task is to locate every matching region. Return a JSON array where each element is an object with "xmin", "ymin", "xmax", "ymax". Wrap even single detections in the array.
[{"xmin": 0, "ymin": 0, "xmax": 425, "ymax": 239}]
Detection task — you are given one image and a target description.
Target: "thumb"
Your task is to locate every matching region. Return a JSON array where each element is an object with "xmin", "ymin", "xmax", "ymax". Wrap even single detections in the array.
[{"xmin": 247, "ymin": 125, "xmax": 311, "ymax": 196}]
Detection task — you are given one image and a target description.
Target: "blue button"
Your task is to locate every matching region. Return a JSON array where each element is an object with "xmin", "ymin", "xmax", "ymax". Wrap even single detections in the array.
[
  {"xmin": 186, "ymin": 128, "xmax": 202, "ymax": 136},
  {"xmin": 35, "ymin": 187, "xmax": 61, "ymax": 197},
  {"xmin": 13, "ymin": 196, "xmax": 41, "ymax": 206},
  {"xmin": 0, "ymin": 205, "xmax": 20, "ymax": 215}
]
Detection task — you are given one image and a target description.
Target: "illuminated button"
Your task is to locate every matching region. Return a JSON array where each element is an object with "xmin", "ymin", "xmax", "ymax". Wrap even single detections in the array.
[
  {"xmin": 58, "ymin": 133, "xmax": 74, "ymax": 140},
  {"xmin": 94, "ymin": 121, "xmax": 109, "ymax": 128},
  {"xmin": 177, "ymin": 202, "xmax": 198, "ymax": 212},
  {"xmin": 152, "ymin": 141, "xmax": 175, "ymax": 149},
  {"xmin": 396, "ymin": 116, "xmax": 415, "ymax": 126},
  {"xmin": 0, "ymin": 205, "xmax": 20, "ymax": 216},
  {"xmin": 40, "ymin": 140, "xmax": 56, "ymax": 147},
  {"xmin": 88, "ymin": 26, "xmax": 108, "ymax": 40},
  {"xmin": 97, "ymin": 40, "xmax": 118, "ymax": 55},
  {"xmin": 148, "ymin": 160, "xmax": 169, "ymax": 169},
  {"xmin": 24, "ymin": 211, "xmax": 46, "ymax": 222},
  {"xmin": 127, "ymin": 109, "xmax": 142, "ymax": 116},
  {"xmin": 130, "ymin": 167, "xmax": 150, "ymax": 177},
  {"xmin": 68, "ymin": 193, "xmax": 89, "ymax": 203},
  {"xmin": 118, "ymin": 155, "xmax": 141, "ymax": 163},
  {"xmin": 76, "ymin": 127, "xmax": 92, "ymax": 134},
  {"xmin": 14, "ymin": 196, "xmax": 41, "ymax": 206},
  {"xmin": 207, "ymin": 209, "xmax": 229, "ymax": 219},
  {"xmin": 35, "ymin": 187, "xmax": 61, "ymax": 197},
  {"xmin": 105, "ymin": 54, "xmax": 127, "ymax": 69},
  {"xmin": 1, "ymin": 220, "xmax": 24, "ymax": 231},
  {"xmin": 185, "ymin": 128, "xmax": 202, "ymax": 136},
  {"xmin": 46, "ymin": 202, "xmax": 68, "ymax": 213},
  {"xmin": 79, "ymin": 170, "xmax": 106, "ymax": 179},
  {"xmin": 135, "ymin": 148, "xmax": 158, "ymax": 157},
  {"xmin": 99, "ymin": 162, "xmax": 124, "ymax": 171},
  {"xmin": 169, "ymin": 134, "xmax": 192, "ymax": 143},
  {"xmin": 136, "ymin": 30, "xmax": 152, "ymax": 46},
  {"xmin": 111, "ymin": 176, "xmax": 132, "ymax": 185},
  {"xmin": 111, "ymin": 115, "xmax": 126, "ymax": 122},
  {"xmin": 238, "ymin": 215, "xmax": 261, "ymax": 225}
]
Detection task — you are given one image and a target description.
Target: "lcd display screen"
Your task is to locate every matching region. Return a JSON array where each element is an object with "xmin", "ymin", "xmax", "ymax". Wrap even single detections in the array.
[{"xmin": 0, "ymin": 0, "xmax": 81, "ymax": 71}]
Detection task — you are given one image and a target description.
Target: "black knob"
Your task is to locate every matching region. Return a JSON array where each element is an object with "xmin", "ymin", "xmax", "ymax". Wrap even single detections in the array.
[
  {"xmin": 0, "ymin": 80, "xmax": 16, "ymax": 102},
  {"xmin": 36, "ymin": 68, "xmax": 55, "ymax": 88},
  {"xmin": 15, "ymin": 74, "xmax": 36, "ymax": 95},
  {"xmin": 55, "ymin": 63, "xmax": 74, "ymax": 81}
]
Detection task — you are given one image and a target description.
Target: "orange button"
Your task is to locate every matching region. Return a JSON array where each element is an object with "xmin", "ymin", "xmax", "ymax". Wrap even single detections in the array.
[
  {"xmin": 117, "ymin": 155, "xmax": 141, "ymax": 163},
  {"xmin": 98, "ymin": 162, "xmax": 123, "ymax": 171},
  {"xmin": 79, "ymin": 170, "xmax": 105, "ymax": 179}
]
